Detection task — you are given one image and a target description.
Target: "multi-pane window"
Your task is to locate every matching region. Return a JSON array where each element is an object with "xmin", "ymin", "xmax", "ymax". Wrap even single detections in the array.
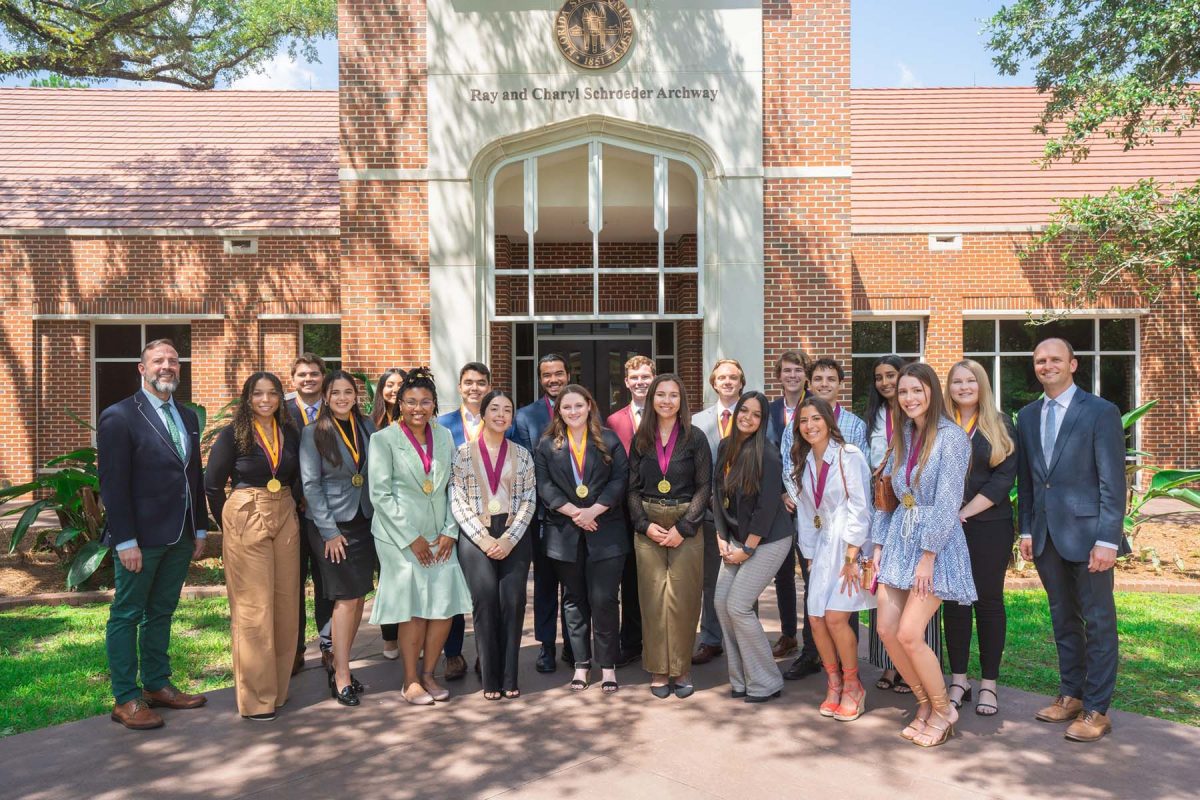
[
  {"xmin": 962, "ymin": 317, "xmax": 1137, "ymax": 418},
  {"xmin": 302, "ymin": 323, "xmax": 341, "ymax": 370},
  {"xmin": 850, "ymin": 319, "xmax": 925, "ymax": 416},
  {"xmin": 94, "ymin": 323, "xmax": 192, "ymax": 416}
]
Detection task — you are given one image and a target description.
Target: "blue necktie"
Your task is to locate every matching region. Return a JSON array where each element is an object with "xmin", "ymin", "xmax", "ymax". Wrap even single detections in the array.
[
  {"xmin": 306, "ymin": 405, "xmax": 318, "ymax": 423},
  {"xmin": 1043, "ymin": 398, "xmax": 1057, "ymax": 468}
]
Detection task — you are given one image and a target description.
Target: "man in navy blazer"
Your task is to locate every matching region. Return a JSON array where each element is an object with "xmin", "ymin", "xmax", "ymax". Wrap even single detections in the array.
[
  {"xmin": 765, "ymin": 350, "xmax": 808, "ymax": 450},
  {"xmin": 1018, "ymin": 338, "xmax": 1129, "ymax": 742},
  {"xmin": 100, "ymin": 339, "xmax": 208, "ymax": 729},
  {"xmin": 513, "ymin": 353, "xmax": 571, "ymax": 672},
  {"xmin": 435, "ymin": 360, "xmax": 493, "ymax": 680}
]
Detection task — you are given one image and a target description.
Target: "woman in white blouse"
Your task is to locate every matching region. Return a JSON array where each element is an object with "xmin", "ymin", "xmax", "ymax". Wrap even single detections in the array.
[
  {"xmin": 783, "ymin": 397, "xmax": 876, "ymax": 721},
  {"xmin": 449, "ymin": 390, "xmax": 537, "ymax": 700}
]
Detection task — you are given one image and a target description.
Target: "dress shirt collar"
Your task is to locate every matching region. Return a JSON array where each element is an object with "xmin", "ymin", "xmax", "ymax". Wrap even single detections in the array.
[
  {"xmin": 141, "ymin": 386, "xmax": 177, "ymax": 411},
  {"xmin": 1044, "ymin": 382, "xmax": 1078, "ymax": 410}
]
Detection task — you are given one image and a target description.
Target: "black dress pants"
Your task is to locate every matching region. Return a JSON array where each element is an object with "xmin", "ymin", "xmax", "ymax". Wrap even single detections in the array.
[
  {"xmin": 298, "ymin": 517, "xmax": 333, "ymax": 653},
  {"xmin": 773, "ymin": 543, "xmax": 798, "ymax": 640},
  {"xmin": 619, "ymin": 526, "xmax": 643, "ymax": 655},
  {"xmin": 943, "ymin": 516, "xmax": 1012, "ymax": 679},
  {"xmin": 458, "ymin": 519, "xmax": 532, "ymax": 693},
  {"xmin": 554, "ymin": 544, "xmax": 625, "ymax": 669}
]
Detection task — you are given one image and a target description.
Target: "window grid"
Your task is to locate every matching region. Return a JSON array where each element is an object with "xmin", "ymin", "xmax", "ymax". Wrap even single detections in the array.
[{"xmin": 92, "ymin": 322, "xmax": 193, "ymax": 430}]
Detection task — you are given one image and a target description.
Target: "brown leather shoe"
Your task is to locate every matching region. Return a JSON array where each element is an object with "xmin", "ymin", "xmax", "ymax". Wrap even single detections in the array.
[
  {"xmin": 1065, "ymin": 710, "xmax": 1112, "ymax": 742},
  {"xmin": 111, "ymin": 698, "xmax": 164, "ymax": 730},
  {"xmin": 771, "ymin": 635, "xmax": 798, "ymax": 659},
  {"xmin": 1035, "ymin": 695, "xmax": 1083, "ymax": 723},
  {"xmin": 444, "ymin": 654, "xmax": 468, "ymax": 681},
  {"xmin": 144, "ymin": 683, "xmax": 207, "ymax": 710},
  {"xmin": 291, "ymin": 649, "xmax": 305, "ymax": 676},
  {"xmin": 691, "ymin": 643, "xmax": 724, "ymax": 665}
]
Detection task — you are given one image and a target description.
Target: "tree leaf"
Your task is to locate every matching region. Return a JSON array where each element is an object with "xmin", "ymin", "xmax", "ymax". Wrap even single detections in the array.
[
  {"xmin": 0, "ymin": 481, "xmax": 40, "ymax": 502},
  {"xmin": 54, "ymin": 527, "xmax": 83, "ymax": 548},
  {"xmin": 45, "ymin": 448, "xmax": 97, "ymax": 467},
  {"xmin": 183, "ymin": 402, "xmax": 207, "ymax": 439},
  {"xmin": 7, "ymin": 499, "xmax": 54, "ymax": 553},
  {"xmin": 62, "ymin": 408, "xmax": 95, "ymax": 432},
  {"xmin": 1165, "ymin": 487, "xmax": 1200, "ymax": 509},
  {"xmin": 1121, "ymin": 400, "xmax": 1158, "ymax": 431},
  {"xmin": 1148, "ymin": 469, "xmax": 1200, "ymax": 494},
  {"xmin": 66, "ymin": 541, "xmax": 109, "ymax": 590}
]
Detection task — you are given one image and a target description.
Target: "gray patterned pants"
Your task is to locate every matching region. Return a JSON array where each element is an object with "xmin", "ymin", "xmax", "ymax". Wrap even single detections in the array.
[{"xmin": 714, "ymin": 536, "xmax": 791, "ymax": 698}]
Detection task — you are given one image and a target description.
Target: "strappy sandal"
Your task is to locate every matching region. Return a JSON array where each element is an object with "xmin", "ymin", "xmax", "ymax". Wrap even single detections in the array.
[
  {"xmin": 948, "ymin": 681, "xmax": 972, "ymax": 709},
  {"xmin": 913, "ymin": 690, "xmax": 956, "ymax": 747},
  {"xmin": 819, "ymin": 664, "xmax": 843, "ymax": 717},
  {"xmin": 602, "ymin": 680, "xmax": 619, "ymax": 695},
  {"xmin": 900, "ymin": 682, "xmax": 930, "ymax": 741},
  {"xmin": 892, "ymin": 677, "xmax": 913, "ymax": 694},
  {"xmin": 875, "ymin": 669, "xmax": 897, "ymax": 690},
  {"xmin": 483, "ymin": 690, "xmax": 502, "ymax": 701},
  {"xmin": 833, "ymin": 667, "xmax": 866, "ymax": 722},
  {"xmin": 503, "ymin": 689, "xmax": 521, "ymax": 699},
  {"xmin": 975, "ymin": 687, "xmax": 999, "ymax": 716}
]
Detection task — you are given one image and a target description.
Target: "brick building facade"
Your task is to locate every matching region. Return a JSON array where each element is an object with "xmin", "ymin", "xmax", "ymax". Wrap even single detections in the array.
[{"xmin": 1, "ymin": 1, "xmax": 1197, "ymax": 486}]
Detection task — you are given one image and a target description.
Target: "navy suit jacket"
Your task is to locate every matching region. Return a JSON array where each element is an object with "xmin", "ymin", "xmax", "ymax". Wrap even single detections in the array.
[
  {"xmin": 766, "ymin": 397, "xmax": 788, "ymax": 450},
  {"xmin": 1017, "ymin": 387, "xmax": 1129, "ymax": 562},
  {"xmin": 436, "ymin": 408, "xmax": 469, "ymax": 448},
  {"xmin": 513, "ymin": 396, "xmax": 554, "ymax": 454},
  {"xmin": 98, "ymin": 391, "xmax": 205, "ymax": 549}
]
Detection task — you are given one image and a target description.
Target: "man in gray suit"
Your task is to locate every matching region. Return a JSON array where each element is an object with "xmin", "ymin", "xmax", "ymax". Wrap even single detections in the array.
[
  {"xmin": 1017, "ymin": 337, "xmax": 1128, "ymax": 742},
  {"xmin": 690, "ymin": 358, "xmax": 745, "ymax": 664}
]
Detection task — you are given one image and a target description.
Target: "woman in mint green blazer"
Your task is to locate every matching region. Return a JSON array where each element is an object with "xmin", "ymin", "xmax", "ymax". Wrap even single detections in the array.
[{"xmin": 369, "ymin": 367, "xmax": 471, "ymax": 706}]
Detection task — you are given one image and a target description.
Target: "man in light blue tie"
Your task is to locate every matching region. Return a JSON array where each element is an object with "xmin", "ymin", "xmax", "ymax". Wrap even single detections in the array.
[
  {"xmin": 286, "ymin": 353, "xmax": 332, "ymax": 675},
  {"xmin": 1017, "ymin": 337, "xmax": 1128, "ymax": 742}
]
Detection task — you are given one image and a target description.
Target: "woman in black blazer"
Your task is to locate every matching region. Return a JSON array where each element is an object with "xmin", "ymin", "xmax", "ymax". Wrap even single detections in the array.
[
  {"xmin": 943, "ymin": 359, "xmax": 1018, "ymax": 716},
  {"xmin": 534, "ymin": 383, "xmax": 630, "ymax": 694},
  {"xmin": 713, "ymin": 391, "xmax": 795, "ymax": 703}
]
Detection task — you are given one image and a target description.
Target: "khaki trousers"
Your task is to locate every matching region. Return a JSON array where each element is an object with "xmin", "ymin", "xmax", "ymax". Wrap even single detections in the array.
[
  {"xmin": 634, "ymin": 515, "xmax": 704, "ymax": 677},
  {"xmin": 222, "ymin": 488, "xmax": 300, "ymax": 716}
]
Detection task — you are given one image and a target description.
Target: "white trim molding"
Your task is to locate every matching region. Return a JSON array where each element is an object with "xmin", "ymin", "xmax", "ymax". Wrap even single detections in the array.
[
  {"xmin": 0, "ymin": 227, "xmax": 338, "ymax": 238},
  {"xmin": 763, "ymin": 166, "xmax": 853, "ymax": 179},
  {"xmin": 34, "ymin": 313, "xmax": 224, "ymax": 321},
  {"xmin": 258, "ymin": 314, "xmax": 341, "ymax": 321},
  {"xmin": 851, "ymin": 309, "xmax": 930, "ymax": 318},
  {"xmin": 853, "ymin": 223, "xmax": 1047, "ymax": 235},
  {"xmin": 962, "ymin": 308, "xmax": 1150, "ymax": 317}
]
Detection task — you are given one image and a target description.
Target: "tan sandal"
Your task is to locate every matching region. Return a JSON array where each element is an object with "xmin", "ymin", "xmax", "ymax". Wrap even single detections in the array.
[
  {"xmin": 913, "ymin": 689, "xmax": 957, "ymax": 747},
  {"xmin": 900, "ymin": 681, "xmax": 931, "ymax": 740}
]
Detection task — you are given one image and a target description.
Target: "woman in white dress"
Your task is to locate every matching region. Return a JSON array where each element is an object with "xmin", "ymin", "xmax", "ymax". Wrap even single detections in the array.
[{"xmin": 784, "ymin": 397, "xmax": 876, "ymax": 721}]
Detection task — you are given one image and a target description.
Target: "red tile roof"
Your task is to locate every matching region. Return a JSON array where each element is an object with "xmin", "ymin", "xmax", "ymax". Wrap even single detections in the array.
[
  {"xmin": 851, "ymin": 87, "xmax": 1200, "ymax": 231},
  {"xmin": 0, "ymin": 89, "xmax": 338, "ymax": 229},
  {"xmin": 1, "ymin": 87, "xmax": 1196, "ymax": 231}
]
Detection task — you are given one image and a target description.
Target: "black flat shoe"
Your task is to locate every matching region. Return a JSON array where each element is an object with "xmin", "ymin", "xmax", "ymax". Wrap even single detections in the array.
[
  {"xmin": 536, "ymin": 646, "xmax": 557, "ymax": 674},
  {"xmin": 731, "ymin": 689, "xmax": 747, "ymax": 699},
  {"xmin": 332, "ymin": 684, "xmax": 360, "ymax": 706},
  {"xmin": 745, "ymin": 690, "xmax": 782, "ymax": 704},
  {"xmin": 783, "ymin": 656, "xmax": 821, "ymax": 681},
  {"xmin": 242, "ymin": 711, "xmax": 277, "ymax": 721},
  {"xmin": 650, "ymin": 684, "xmax": 673, "ymax": 699},
  {"xmin": 674, "ymin": 682, "xmax": 695, "ymax": 699},
  {"xmin": 350, "ymin": 674, "xmax": 364, "ymax": 695}
]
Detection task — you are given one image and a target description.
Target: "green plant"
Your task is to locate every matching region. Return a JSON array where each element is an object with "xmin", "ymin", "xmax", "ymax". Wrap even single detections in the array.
[
  {"xmin": 0, "ymin": 399, "xmax": 232, "ymax": 589},
  {"xmin": 350, "ymin": 371, "xmax": 377, "ymax": 415}
]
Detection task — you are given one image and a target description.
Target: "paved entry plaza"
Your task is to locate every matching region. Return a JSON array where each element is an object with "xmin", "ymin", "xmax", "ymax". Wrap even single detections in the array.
[{"xmin": 3, "ymin": 588, "xmax": 1198, "ymax": 800}]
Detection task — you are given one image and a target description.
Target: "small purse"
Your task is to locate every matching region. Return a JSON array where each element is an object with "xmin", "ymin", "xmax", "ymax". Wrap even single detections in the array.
[{"xmin": 871, "ymin": 444, "xmax": 899, "ymax": 513}]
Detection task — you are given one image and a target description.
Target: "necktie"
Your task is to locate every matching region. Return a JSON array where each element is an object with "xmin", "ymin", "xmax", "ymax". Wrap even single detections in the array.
[
  {"xmin": 306, "ymin": 404, "xmax": 318, "ymax": 423},
  {"xmin": 720, "ymin": 409, "xmax": 731, "ymax": 438},
  {"xmin": 161, "ymin": 402, "xmax": 185, "ymax": 460},
  {"xmin": 632, "ymin": 406, "xmax": 641, "ymax": 427},
  {"xmin": 1043, "ymin": 398, "xmax": 1057, "ymax": 468}
]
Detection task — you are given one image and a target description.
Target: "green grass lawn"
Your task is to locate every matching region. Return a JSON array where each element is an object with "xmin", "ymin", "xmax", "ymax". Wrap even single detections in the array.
[
  {"xmin": 0, "ymin": 591, "xmax": 1196, "ymax": 736},
  {"xmin": 0, "ymin": 597, "xmax": 315, "ymax": 737}
]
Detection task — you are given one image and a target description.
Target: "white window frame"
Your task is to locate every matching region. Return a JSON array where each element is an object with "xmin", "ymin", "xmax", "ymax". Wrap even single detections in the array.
[
  {"xmin": 850, "ymin": 317, "xmax": 927, "ymax": 360},
  {"xmin": 486, "ymin": 136, "xmax": 704, "ymax": 322},
  {"xmin": 91, "ymin": 321, "xmax": 193, "ymax": 432}
]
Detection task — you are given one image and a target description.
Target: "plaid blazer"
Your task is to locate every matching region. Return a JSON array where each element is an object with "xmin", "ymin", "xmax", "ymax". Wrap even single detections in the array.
[{"xmin": 449, "ymin": 439, "xmax": 536, "ymax": 546}]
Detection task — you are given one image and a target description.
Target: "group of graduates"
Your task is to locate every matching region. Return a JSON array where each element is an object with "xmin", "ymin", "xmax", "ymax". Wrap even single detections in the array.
[{"xmin": 101, "ymin": 336, "xmax": 1126, "ymax": 746}]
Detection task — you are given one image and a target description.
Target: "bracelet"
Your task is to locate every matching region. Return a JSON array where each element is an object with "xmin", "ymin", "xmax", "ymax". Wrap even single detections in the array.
[{"xmin": 740, "ymin": 543, "xmax": 756, "ymax": 555}]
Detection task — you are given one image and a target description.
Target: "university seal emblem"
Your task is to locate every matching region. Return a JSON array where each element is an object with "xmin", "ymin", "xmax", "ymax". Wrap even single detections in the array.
[{"xmin": 555, "ymin": 0, "xmax": 634, "ymax": 70}]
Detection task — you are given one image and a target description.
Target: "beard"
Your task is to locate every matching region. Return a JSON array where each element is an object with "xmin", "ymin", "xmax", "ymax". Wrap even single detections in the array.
[{"xmin": 149, "ymin": 372, "xmax": 179, "ymax": 394}]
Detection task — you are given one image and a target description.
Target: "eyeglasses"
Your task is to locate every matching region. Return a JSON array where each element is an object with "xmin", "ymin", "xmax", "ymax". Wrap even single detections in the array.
[{"xmin": 402, "ymin": 399, "xmax": 435, "ymax": 410}]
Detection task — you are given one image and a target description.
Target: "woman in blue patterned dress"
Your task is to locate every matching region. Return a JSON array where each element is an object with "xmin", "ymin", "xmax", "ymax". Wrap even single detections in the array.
[{"xmin": 870, "ymin": 363, "xmax": 975, "ymax": 748}]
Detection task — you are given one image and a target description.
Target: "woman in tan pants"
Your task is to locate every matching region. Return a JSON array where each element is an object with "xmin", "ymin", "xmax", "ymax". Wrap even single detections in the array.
[
  {"xmin": 205, "ymin": 372, "xmax": 302, "ymax": 721},
  {"xmin": 627, "ymin": 374, "xmax": 712, "ymax": 699}
]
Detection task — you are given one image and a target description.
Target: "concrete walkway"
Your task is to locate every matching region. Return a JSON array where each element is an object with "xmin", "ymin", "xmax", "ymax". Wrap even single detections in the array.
[{"xmin": 3, "ymin": 596, "xmax": 1198, "ymax": 800}]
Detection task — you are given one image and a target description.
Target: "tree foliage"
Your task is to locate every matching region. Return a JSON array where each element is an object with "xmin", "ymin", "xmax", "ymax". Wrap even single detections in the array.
[
  {"xmin": 0, "ymin": 0, "xmax": 336, "ymax": 90},
  {"xmin": 987, "ymin": 0, "xmax": 1200, "ymax": 163},
  {"xmin": 988, "ymin": 1, "xmax": 1200, "ymax": 304}
]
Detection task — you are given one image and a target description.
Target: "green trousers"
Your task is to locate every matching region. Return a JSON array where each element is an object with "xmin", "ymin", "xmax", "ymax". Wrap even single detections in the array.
[{"xmin": 105, "ymin": 537, "xmax": 193, "ymax": 704}]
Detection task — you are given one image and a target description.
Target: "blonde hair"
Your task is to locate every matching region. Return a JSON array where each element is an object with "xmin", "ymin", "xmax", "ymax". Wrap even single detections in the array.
[
  {"xmin": 944, "ymin": 359, "xmax": 1014, "ymax": 467},
  {"xmin": 708, "ymin": 358, "xmax": 745, "ymax": 390}
]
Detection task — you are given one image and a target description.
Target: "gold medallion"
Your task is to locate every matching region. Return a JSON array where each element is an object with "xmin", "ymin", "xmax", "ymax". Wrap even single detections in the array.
[
  {"xmin": 266, "ymin": 478, "xmax": 282, "ymax": 493},
  {"xmin": 814, "ymin": 514, "xmax": 823, "ymax": 530},
  {"xmin": 575, "ymin": 484, "xmax": 589, "ymax": 499},
  {"xmin": 901, "ymin": 493, "xmax": 916, "ymax": 509},
  {"xmin": 351, "ymin": 474, "xmax": 364, "ymax": 488},
  {"xmin": 486, "ymin": 499, "xmax": 502, "ymax": 515},
  {"xmin": 657, "ymin": 479, "xmax": 671, "ymax": 494},
  {"xmin": 422, "ymin": 479, "xmax": 435, "ymax": 495},
  {"xmin": 722, "ymin": 496, "xmax": 730, "ymax": 509}
]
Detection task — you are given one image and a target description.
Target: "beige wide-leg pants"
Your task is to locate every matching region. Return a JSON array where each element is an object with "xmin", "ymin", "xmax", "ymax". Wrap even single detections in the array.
[{"xmin": 222, "ymin": 487, "xmax": 300, "ymax": 716}]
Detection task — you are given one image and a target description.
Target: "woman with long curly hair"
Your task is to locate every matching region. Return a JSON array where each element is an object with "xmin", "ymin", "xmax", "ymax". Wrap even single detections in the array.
[
  {"xmin": 204, "ymin": 372, "xmax": 302, "ymax": 721},
  {"xmin": 533, "ymin": 383, "xmax": 630, "ymax": 695},
  {"xmin": 368, "ymin": 367, "xmax": 472, "ymax": 706}
]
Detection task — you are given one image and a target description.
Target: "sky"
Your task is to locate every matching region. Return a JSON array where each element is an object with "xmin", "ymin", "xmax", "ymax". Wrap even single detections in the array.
[{"xmin": 1, "ymin": 1, "xmax": 1036, "ymax": 90}]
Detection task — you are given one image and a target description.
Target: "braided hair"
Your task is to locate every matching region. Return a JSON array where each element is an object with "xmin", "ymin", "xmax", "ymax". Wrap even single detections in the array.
[{"xmin": 399, "ymin": 366, "xmax": 439, "ymax": 417}]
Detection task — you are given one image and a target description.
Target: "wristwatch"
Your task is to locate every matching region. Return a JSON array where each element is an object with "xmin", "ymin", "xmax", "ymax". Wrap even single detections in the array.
[{"xmin": 740, "ymin": 542, "xmax": 756, "ymax": 556}]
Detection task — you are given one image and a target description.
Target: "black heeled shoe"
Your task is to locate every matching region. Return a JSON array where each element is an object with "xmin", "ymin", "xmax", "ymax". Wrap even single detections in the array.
[
  {"xmin": 331, "ymin": 683, "xmax": 360, "ymax": 706},
  {"xmin": 745, "ymin": 690, "xmax": 782, "ymax": 704},
  {"xmin": 328, "ymin": 672, "xmax": 365, "ymax": 695}
]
